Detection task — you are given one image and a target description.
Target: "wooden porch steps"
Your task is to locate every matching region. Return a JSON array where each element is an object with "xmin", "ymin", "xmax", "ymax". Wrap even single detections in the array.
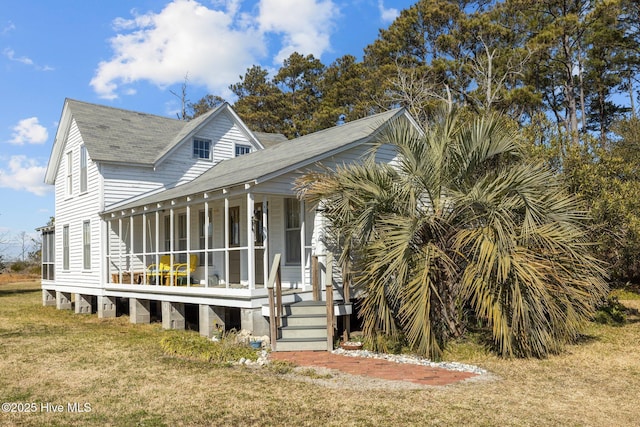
[{"xmin": 275, "ymin": 301, "xmax": 328, "ymax": 352}]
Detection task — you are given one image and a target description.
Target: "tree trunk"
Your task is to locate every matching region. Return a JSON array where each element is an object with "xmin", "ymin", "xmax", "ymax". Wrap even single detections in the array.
[{"xmin": 563, "ymin": 34, "xmax": 579, "ymax": 146}]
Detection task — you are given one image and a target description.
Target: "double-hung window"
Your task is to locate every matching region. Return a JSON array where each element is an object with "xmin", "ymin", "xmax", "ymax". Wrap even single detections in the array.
[
  {"xmin": 80, "ymin": 146, "xmax": 87, "ymax": 193},
  {"xmin": 66, "ymin": 151, "xmax": 73, "ymax": 196},
  {"xmin": 285, "ymin": 198, "xmax": 301, "ymax": 265},
  {"xmin": 63, "ymin": 225, "xmax": 70, "ymax": 270},
  {"xmin": 193, "ymin": 138, "xmax": 212, "ymax": 160},
  {"xmin": 83, "ymin": 221, "xmax": 91, "ymax": 270}
]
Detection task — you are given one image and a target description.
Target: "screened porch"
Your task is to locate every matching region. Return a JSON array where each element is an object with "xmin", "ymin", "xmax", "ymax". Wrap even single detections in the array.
[{"xmin": 104, "ymin": 189, "xmax": 322, "ymax": 297}]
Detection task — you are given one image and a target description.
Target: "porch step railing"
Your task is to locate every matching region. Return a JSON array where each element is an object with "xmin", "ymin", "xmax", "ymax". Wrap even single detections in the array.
[
  {"xmin": 268, "ymin": 252, "xmax": 336, "ymax": 352},
  {"xmin": 266, "ymin": 254, "xmax": 283, "ymax": 351}
]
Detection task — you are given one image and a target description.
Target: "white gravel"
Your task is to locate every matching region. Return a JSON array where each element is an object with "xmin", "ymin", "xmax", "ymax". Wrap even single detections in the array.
[{"xmin": 331, "ymin": 348, "xmax": 487, "ymax": 375}]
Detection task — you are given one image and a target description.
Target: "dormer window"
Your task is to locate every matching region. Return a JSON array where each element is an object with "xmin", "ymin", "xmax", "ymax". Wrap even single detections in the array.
[
  {"xmin": 235, "ymin": 144, "xmax": 251, "ymax": 157},
  {"xmin": 193, "ymin": 138, "xmax": 212, "ymax": 160}
]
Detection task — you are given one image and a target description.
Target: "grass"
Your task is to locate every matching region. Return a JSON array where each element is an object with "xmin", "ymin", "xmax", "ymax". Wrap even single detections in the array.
[{"xmin": 1, "ymin": 279, "xmax": 640, "ymax": 426}]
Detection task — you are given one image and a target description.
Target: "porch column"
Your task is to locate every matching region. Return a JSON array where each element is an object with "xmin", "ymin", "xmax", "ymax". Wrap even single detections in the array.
[
  {"xmin": 247, "ymin": 191, "xmax": 255, "ymax": 289},
  {"xmin": 263, "ymin": 195, "xmax": 269, "ymax": 286},
  {"xmin": 42, "ymin": 289, "xmax": 56, "ymax": 307},
  {"xmin": 199, "ymin": 305, "xmax": 226, "ymax": 337},
  {"xmin": 169, "ymin": 207, "xmax": 175, "ymax": 286},
  {"xmin": 155, "ymin": 209, "xmax": 160, "ymax": 282},
  {"xmin": 142, "ymin": 211, "xmax": 147, "ymax": 285},
  {"xmin": 204, "ymin": 199, "xmax": 210, "ymax": 287},
  {"xmin": 186, "ymin": 204, "xmax": 191, "ymax": 286},
  {"xmin": 104, "ymin": 219, "xmax": 110, "ymax": 284},
  {"xmin": 56, "ymin": 291, "xmax": 72, "ymax": 310},
  {"xmin": 129, "ymin": 214, "xmax": 134, "ymax": 284},
  {"xmin": 75, "ymin": 293, "xmax": 92, "ymax": 314},
  {"xmin": 129, "ymin": 298, "xmax": 150, "ymax": 324},
  {"xmin": 162, "ymin": 301, "xmax": 185, "ymax": 330},
  {"xmin": 98, "ymin": 295, "xmax": 117, "ymax": 318},
  {"xmin": 118, "ymin": 218, "xmax": 123, "ymax": 284},
  {"xmin": 300, "ymin": 199, "xmax": 306, "ymax": 289},
  {"xmin": 224, "ymin": 195, "xmax": 230, "ymax": 287}
]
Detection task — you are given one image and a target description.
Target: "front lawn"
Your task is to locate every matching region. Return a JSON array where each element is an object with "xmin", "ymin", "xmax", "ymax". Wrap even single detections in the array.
[{"xmin": 1, "ymin": 280, "xmax": 639, "ymax": 426}]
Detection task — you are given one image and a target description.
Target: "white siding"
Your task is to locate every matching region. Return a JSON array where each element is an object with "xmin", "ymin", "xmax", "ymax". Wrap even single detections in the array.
[
  {"xmin": 255, "ymin": 143, "xmax": 398, "ymax": 288},
  {"xmin": 102, "ymin": 112, "xmax": 257, "ymax": 207},
  {"xmin": 54, "ymin": 120, "xmax": 103, "ymax": 289}
]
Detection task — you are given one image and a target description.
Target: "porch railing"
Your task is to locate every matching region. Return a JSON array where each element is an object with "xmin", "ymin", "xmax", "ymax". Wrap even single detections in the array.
[{"xmin": 267, "ymin": 253, "xmax": 283, "ymax": 351}]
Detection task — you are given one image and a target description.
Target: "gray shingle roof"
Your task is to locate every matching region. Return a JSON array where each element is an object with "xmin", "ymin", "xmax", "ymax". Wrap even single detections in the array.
[
  {"xmin": 253, "ymin": 131, "xmax": 288, "ymax": 147},
  {"xmin": 66, "ymin": 99, "xmax": 223, "ymax": 166},
  {"xmin": 104, "ymin": 108, "xmax": 406, "ymax": 214}
]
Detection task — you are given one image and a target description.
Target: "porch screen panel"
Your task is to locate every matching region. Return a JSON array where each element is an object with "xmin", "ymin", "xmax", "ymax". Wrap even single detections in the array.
[
  {"xmin": 42, "ymin": 230, "xmax": 55, "ymax": 280},
  {"xmin": 164, "ymin": 216, "xmax": 171, "ymax": 252},
  {"xmin": 199, "ymin": 209, "xmax": 213, "ymax": 266},
  {"xmin": 178, "ymin": 213, "xmax": 187, "ymax": 263}
]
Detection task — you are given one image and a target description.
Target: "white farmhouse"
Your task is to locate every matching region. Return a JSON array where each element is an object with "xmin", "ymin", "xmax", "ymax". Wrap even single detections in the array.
[{"xmin": 40, "ymin": 98, "xmax": 416, "ymax": 350}]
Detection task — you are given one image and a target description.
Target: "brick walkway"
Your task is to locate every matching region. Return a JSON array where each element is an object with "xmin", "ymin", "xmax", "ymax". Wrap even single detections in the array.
[{"xmin": 269, "ymin": 351, "xmax": 477, "ymax": 386}]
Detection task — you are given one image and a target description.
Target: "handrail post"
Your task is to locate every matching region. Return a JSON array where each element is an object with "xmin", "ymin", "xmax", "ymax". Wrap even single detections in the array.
[
  {"xmin": 326, "ymin": 252, "xmax": 334, "ymax": 351},
  {"xmin": 276, "ymin": 262, "xmax": 282, "ymax": 329},
  {"xmin": 311, "ymin": 255, "xmax": 319, "ymax": 301},
  {"xmin": 342, "ymin": 262, "xmax": 351, "ymax": 340},
  {"xmin": 267, "ymin": 253, "xmax": 282, "ymax": 351}
]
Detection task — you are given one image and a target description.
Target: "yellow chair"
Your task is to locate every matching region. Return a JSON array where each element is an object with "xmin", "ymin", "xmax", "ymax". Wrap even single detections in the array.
[
  {"xmin": 146, "ymin": 255, "xmax": 173, "ymax": 285},
  {"xmin": 172, "ymin": 254, "xmax": 198, "ymax": 286}
]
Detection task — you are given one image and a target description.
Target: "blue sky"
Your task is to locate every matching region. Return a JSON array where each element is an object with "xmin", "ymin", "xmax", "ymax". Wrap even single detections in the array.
[{"xmin": 0, "ymin": 0, "xmax": 413, "ymax": 259}]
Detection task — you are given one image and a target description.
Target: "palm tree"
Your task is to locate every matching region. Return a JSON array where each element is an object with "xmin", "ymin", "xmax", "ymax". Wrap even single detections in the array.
[{"xmin": 296, "ymin": 106, "xmax": 607, "ymax": 359}]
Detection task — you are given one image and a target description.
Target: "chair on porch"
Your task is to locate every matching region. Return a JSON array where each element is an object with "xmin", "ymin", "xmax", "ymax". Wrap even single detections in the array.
[
  {"xmin": 172, "ymin": 254, "xmax": 198, "ymax": 286},
  {"xmin": 146, "ymin": 255, "xmax": 173, "ymax": 285}
]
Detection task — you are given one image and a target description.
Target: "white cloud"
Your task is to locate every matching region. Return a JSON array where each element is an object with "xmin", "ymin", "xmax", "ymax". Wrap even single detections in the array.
[
  {"xmin": 91, "ymin": 0, "xmax": 339, "ymax": 99},
  {"xmin": 3, "ymin": 47, "xmax": 54, "ymax": 71},
  {"xmin": 0, "ymin": 156, "xmax": 50, "ymax": 196},
  {"xmin": 3, "ymin": 47, "xmax": 33, "ymax": 65},
  {"xmin": 8, "ymin": 117, "xmax": 48, "ymax": 145},
  {"xmin": 377, "ymin": 0, "xmax": 399, "ymax": 23},
  {"xmin": 91, "ymin": 0, "xmax": 265, "ymax": 100},
  {"xmin": 2, "ymin": 21, "xmax": 16, "ymax": 35},
  {"xmin": 258, "ymin": 0, "xmax": 338, "ymax": 64}
]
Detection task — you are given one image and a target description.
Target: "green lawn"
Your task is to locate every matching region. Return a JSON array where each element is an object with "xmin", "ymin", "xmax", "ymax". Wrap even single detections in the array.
[{"xmin": 1, "ymin": 280, "xmax": 639, "ymax": 426}]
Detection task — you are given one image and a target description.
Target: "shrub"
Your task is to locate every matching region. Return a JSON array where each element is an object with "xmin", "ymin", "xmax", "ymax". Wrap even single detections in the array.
[
  {"xmin": 10, "ymin": 261, "xmax": 28, "ymax": 273},
  {"xmin": 594, "ymin": 296, "xmax": 627, "ymax": 326},
  {"xmin": 364, "ymin": 333, "xmax": 410, "ymax": 355},
  {"xmin": 160, "ymin": 330, "xmax": 259, "ymax": 365}
]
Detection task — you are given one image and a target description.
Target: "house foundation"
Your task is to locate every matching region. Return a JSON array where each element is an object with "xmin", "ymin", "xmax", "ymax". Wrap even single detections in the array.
[
  {"xmin": 42, "ymin": 289, "xmax": 56, "ymax": 307},
  {"xmin": 161, "ymin": 301, "xmax": 185, "ymax": 330},
  {"xmin": 241, "ymin": 308, "xmax": 270, "ymax": 336},
  {"xmin": 74, "ymin": 294, "xmax": 92, "ymax": 314},
  {"xmin": 98, "ymin": 295, "xmax": 117, "ymax": 318},
  {"xmin": 199, "ymin": 305, "xmax": 226, "ymax": 337},
  {"xmin": 129, "ymin": 298, "xmax": 150, "ymax": 324},
  {"xmin": 56, "ymin": 291, "xmax": 72, "ymax": 310}
]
